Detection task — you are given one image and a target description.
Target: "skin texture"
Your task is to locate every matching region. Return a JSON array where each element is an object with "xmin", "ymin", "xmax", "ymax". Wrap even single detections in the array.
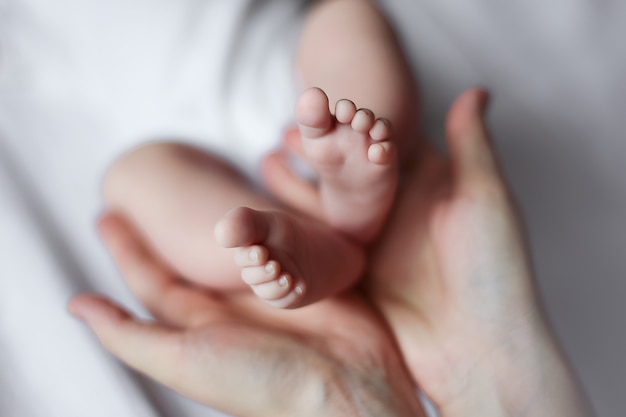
[
  {"xmin": 214, "ymin": 205, "xmax": 366, "ymax": 308},
  {"xmin": 69, "ymin": 214, "xmax": 425, "ymax": 417},
  {"xmin": 210, "ymin": 87, "xmax": 396, "ymax": 308},
  {"xmin": 366, "ymin": 89, "xmax": 594, "ymax": 416},
  {"xmin": 102, "ymin": 0, "xmax": 418, "ymax": 310},
  {"xmin": 264, "ymin": 88, "xmax": 595, "ymax": 416},
  {"xmin": 295, "ymin": 0, "xmax": 419, "ymax": 157},
  {"xmin": 295, "ymin": 87, "xmax": 397, "ymax": 243},
  {"xmin": 70, "ymin": 89, "xmax": 594, "ymax": 417},
  {"xmin": 103, "ymin": 139, "xmax": 366, "ymax": 309}
]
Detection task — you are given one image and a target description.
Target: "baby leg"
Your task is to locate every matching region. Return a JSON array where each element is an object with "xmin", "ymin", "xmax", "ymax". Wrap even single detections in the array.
[
  {"xmin": 263, "ymin": 0, "xmax": 419, "ymax": 242},
  {"xmin": 103, "ymin": 143, "xmax": 364, "ymax": 306},
  {"xmin": 295, "ymin": 0, "xmax": 419, "ymax": 157}
]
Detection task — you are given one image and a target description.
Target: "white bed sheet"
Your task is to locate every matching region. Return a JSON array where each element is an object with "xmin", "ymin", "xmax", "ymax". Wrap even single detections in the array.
[
  {"xmin": 1, "ymin": 0, "xmax": 624, "ymax": 416},
  {"xmin": 0, "ymin": 1, "xmax": 304, "ymax": 416}
]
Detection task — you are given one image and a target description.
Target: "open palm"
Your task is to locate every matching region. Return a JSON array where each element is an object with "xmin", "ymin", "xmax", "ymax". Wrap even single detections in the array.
[
  {"xmin": 367, "ymin": 90, "xmax": 542, "ymax": 414},
  {"xmin": 69, "ymin": 214, "xmax": 425, "ymax": 417},
  {"xmin": 264, "ymin": 89, "xmax": 557, "ymax": 416},
  {"xmin": 70, "ymin": 89, "xmax": 590, "ymax": 417}
]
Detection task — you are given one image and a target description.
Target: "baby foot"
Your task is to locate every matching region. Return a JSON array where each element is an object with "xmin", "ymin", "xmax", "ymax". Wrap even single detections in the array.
[
  {"xmin": 295, "ymin": 87, "xmax": 399, "ymax": 243},
  {"xmin": 214, "ymin": 207, "xmax": 364, "ymax": 309}
]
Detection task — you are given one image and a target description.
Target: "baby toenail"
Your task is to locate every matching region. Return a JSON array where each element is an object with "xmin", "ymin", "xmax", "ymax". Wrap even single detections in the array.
[
  {"xmin": 265, "ymin": 263, "xmax": 275, "ymax": 274},
  {"xmin": 295, "ymin": 286, "xmax": 303, "ymax": 296},
  {"xmin": 249, "ymin": 249, "xmax": 259, "ymax": 262},
  {"xmin": 278, "ymin": 276, "xmax": 289, "ymax": 287}
]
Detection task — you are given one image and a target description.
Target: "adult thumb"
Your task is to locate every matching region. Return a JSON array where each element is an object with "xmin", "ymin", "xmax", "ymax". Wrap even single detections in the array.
[{"xmin": 445, "ymin": 88, "xmax": 501, "ymax": 187}]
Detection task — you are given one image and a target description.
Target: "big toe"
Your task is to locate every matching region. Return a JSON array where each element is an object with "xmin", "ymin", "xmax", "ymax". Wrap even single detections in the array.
[
  {"xmin": 214, "ymin": 207, "xmax": 269, "ymax": 248},
  {"xmin": 295, "ymin": 87, "xmax": 333, "ymax": 139}
]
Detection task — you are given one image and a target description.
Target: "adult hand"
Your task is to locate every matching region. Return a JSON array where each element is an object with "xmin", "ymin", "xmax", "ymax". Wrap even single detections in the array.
[
  {"xmin": 68, "ymin": 214, "xmax": 425, "ymax": 417},
  {"xmin": 367, "ymin": 89, "xmax": 594, "ymax": 417},
  {"xmin": 265, "ymin": 88, "xmax": 594, "ymax": 417}
]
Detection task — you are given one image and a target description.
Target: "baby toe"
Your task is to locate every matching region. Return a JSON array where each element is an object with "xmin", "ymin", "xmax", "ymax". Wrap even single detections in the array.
[
  {"xmin": 369, "ymin": 118, "xmax": 392, "ymax": 142},
  {"xmin": 265, "ymin": 280, "xmax": 306, "ymax": 309},
  {"xmin": 234, "ymin": 245, "xmax": 268, "ymax": 267},
  {"xmin": 295, "ymin": 87, "xmax": 333, "ymax": 139},
  {"xmin": 351, "ymin": 109, "xmax": 376, "ymax": 133},
  {"xmin": 335, "ymin": 99, "xmax": 357, "ymax": 124},
  {"xmin": 241, "ymin": 260, "xmax": 280, "ymax": 285},
  {"xmin": 367, "ymin": 142, "xmax": 396, "ymax": 165},
  {"xmin": 250, "ymin": 273, "xmax": 293, "ymax": 301}
]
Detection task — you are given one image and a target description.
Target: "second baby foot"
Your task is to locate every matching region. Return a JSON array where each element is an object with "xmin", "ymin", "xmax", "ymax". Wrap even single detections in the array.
[
  {"xmin": 295, "ymin": 87, "xmax": 399, "ymax": 243},
  {"xmin": 214, "ymin": 207, "xmax": 365, "ymax": 309}
]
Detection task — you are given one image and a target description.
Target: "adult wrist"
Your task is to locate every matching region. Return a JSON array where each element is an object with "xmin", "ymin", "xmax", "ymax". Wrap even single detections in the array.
[{"xmin": 441, "ymin": 314, "xmax": 594, "ymax": 417}]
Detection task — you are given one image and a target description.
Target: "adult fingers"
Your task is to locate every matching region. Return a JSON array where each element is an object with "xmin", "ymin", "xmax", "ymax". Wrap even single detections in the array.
[
  {"xmin": 445, "ymin": 88, "xmax": 502, "ymax": 188},
  {"xmin": 283, "ymin": 126, "xmax": 306, "ymax": 157},
  {"xmin": 69, "ymin": 293, "xmax": 316, "ymax": 417},
  {"xmin": 68, "ymin": 294, "xmax": 250, "ymax": 416},
  {"xmin": 68, "ymin": 294, "xmax": 185, "ymax": 387},
  {"xmin": 98, "ymin": 213, "xmax": 228, "ymax": 328}
]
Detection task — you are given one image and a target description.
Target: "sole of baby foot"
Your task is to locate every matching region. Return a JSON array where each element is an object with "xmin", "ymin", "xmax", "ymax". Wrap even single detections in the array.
[
  {"xmin": 215, "ymin": 206, "xmax": 365, "ymax": 308},
  {"xmin": 295, "ymin": 87, "xmax": 399, "ymax": 243}
]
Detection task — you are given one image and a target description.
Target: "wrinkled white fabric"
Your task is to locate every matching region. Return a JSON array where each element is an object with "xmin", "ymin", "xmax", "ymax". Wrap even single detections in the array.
[
  {"xmin": 0, "ymin": 0, "xmax": 624, "ymax": 416},
  {"xmin": 0, "ymin": 1, "xmax": 305, "ymax": 416}
]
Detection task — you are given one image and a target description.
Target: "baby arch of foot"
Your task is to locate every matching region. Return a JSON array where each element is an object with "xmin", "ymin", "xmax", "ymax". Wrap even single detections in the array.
[{"xmin": 295, "ymin": 87, "xmax": 399, "ymax": 244}]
